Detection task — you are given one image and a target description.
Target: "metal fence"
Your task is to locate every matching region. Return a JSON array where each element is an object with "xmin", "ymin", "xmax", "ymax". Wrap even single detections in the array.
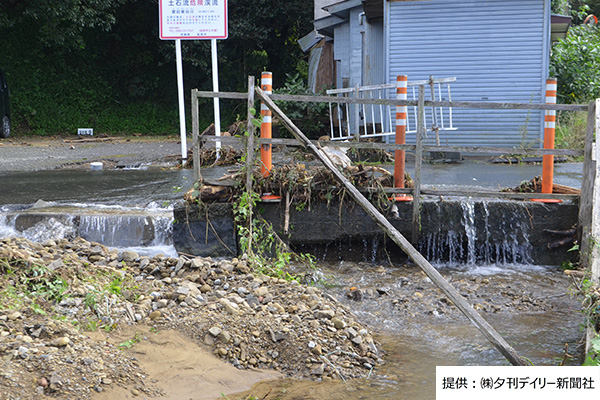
[{"xmin": 326, "ymin": 76, "xmax": 457, "ymax": 143}]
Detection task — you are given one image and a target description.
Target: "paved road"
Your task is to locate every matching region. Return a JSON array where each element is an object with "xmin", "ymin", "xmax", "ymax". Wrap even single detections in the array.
[
  {"xmin": 0, "ymin": 135, "xmax": 584, "ymax": 191},
  {"xmin": 0, "ymin": 136, "xmax": 183, "ymax": 172}
]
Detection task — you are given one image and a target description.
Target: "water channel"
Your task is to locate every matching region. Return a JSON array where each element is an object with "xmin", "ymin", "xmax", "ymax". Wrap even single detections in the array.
[{"xmin": 0, "ymin": 162, "xmax": 586, "ymax": 399}]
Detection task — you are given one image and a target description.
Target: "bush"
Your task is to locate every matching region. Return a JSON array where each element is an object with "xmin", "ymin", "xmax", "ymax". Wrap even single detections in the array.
[
  {"xmin": 274, "ymin": 73, "xmax": 330, "ymax": 139},
  {"xmin": 550, "ymin": 24, "xmax": 600, "ymax": 103}
]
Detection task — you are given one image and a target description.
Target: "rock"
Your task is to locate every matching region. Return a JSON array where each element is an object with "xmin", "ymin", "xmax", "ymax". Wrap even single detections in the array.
[
  {"xmin": 311, "ymin": 344, "xmax": 323, "ymax": 356},
  {"xmin": 254, "ymin": 287, "xmax": 269, "ymax": 297},
  {"xmin": 217, "ymin": 348, "xmax": 228, "ymax": 356},
  {"xmin": 18, "ymin": 346, "xmax": 28, "ymax": 357},
  {"xmin": 131, "ymin": 388, "xmax": 140, "ymax": 396},
  {"xmin": 139, "ymin": 258, "xmax": 151, "ymax": 270},
  {"xmin": 351, "ymin": 336, "xmax": 363, "ymax": 345},
  {"xmin": 21, "ymin": 335, "xmax": 33, "ymax": 343},
  {"xmin": 47, "ymin": 259, "xmax": 63, "ymax": 271},
  {"xmin": 49, "ymin": 372, "xmax": 62, "ymax": 385},
  {"xmin": 121, "ymin": 250, "xmax": 139, "ymax": 262},
  {"xmin": 208, "ymin": 327, "xmax": 222, "ymax": 337},
  {"xmin": 310, "ymin": 363, "xmax": 325, "ymax": 376},
  {"xmin": 200, "ymin": 284, "xmax": 212, "ymax": 293},
  {"xmin": 52, "ymin": 337, "xmax": 70, "ymax": 347},
  {"xmin": 219, "ymin": 298, "xmax": 239, "ymax": 315},
  {"xmin": 314, "ymin": 309, "xmax": 335, "ymax": 319},
  {"xmin": 331, "ymin": 317, "xmax": 346, "ymax": 329},
  {"xmin": 149, "ymin": 311, "xmax": 162, "ymax": 320},
  {"xmin": 176, "ymin": 286, "xmax": 190, "ymax": 296},
  {"xmin": 218, "ymin": 331, "xmax": 231, "ymax": 343},
  {"xmin": 346, "ymin": 328, "xmax": 358, "ymax": 338},
  {"xmin": 156, "ymin": 299, "xmax": 169, "ymax": 309},
  {"xmin": 7, "ymin": 311, "xmax": 22, "ymax": 321}
]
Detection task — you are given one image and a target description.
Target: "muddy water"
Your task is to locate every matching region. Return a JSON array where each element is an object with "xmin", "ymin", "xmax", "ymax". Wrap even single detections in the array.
[{"xmin": 229, "ymin": 261, "xmax": 583, "ymax": 400}]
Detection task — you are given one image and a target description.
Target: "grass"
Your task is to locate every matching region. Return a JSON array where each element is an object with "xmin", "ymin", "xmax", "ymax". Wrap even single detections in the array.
[{"xmin": 555, "ymin": 110, "xmax": 587, "ymax": 156}]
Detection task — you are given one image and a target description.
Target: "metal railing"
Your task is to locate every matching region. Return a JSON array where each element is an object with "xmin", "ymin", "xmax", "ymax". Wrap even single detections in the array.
[{"xmin": 326, "ymin": 77, "xmax": 457, "ymax": 142}]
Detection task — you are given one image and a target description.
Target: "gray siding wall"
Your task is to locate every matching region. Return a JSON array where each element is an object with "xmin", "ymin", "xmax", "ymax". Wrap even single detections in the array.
[
  {"xmin": 349, "ymin": 8, "xmax": 364, "ymax": 87},
  {"xmin": 334, "ymin": 23, "xmax": 350, "ymax": 86},
  {"xmin": 387, "ymin": 0, "xmax": 550, "ymax": 147},
  {"xmin": 364, "ymin": 19, "xmax": 385, "ymax": 86}
]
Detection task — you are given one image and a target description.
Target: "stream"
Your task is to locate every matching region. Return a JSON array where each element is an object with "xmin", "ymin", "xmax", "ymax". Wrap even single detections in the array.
[{"xmin": 0, "ymin": 166, "xmax": 586, "ymax": 398}]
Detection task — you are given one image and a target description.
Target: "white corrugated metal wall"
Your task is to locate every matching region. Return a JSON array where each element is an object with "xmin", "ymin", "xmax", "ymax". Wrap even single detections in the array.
[{"xmin": 386, "ymin": 0, "xmax": 550, "ymax": 147}]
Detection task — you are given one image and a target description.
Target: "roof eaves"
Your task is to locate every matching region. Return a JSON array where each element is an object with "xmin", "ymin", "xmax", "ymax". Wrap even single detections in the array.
[
  {"xmin": 315, "ymin": 14, "xmax": 346, "ymax": 36},
  {"xmin": 323, "ymin": 0, "xmax": 363, "ymax": 19}
]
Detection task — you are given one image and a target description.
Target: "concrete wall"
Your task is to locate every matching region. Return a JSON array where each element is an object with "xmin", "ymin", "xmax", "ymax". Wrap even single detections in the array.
[{"xmin": 174, "ymin": 199, "xmax": 578, "ymax": 266}]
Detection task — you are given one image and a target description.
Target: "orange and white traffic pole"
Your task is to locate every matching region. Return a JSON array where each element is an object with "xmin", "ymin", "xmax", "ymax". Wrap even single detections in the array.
[
  {"xmin": 394, "ymin": 75, "xmax": 412, "ymax": 201},
  {"xmin": 533, "ymin": 78, "xmax": 561, "ymax": 203},
  {"xmin": 542, "ymin": 78, "xmax": 557, "ymax": 194},
  {"xmin": 260, "ymin": 71, "xmax": 273, "ymax": 177},
  {"xmin": 259, "ymin": 72, "xmax": 280, "ymax": 202}
]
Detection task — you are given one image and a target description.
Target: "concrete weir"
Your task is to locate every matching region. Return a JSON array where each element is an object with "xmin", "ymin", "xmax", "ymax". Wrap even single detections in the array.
[{"xmin": 173, "ymin": 198, "xmax": 579, "ymax": 266}]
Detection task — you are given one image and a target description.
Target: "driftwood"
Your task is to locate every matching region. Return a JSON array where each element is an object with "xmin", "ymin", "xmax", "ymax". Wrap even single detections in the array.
[
  {"xmin": 506, "ymin": 176, "xmax": 581, "ymax": 195},
  {"xmin": 256, "ymin": 86, "xmax": 527, "ymax": 366},
  {"xmin": 184, "ymin": 184, "xmax": 232, "ymax": 202},
  {"xmin": 552, "ymin": 183, "xmax": 581, "ymax": 195},
  {"xmin": 64, "ymin": 137, "xmax": 113, "ymax": 143}
]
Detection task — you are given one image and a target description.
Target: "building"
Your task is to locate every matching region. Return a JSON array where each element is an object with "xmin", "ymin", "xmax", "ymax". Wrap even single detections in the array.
[{"xmin": 309, "ymin": 0, "xmax": 565, "ymax": 148}]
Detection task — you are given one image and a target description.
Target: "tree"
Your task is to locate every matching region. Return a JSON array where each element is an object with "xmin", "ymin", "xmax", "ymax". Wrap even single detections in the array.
[
  {"xmin": 0, "ymin": 0, "xmax": 126, "ymax": 48},
  {"xmin": 551, "ymin": 24, "xmax": 600, "ymax": 103}
]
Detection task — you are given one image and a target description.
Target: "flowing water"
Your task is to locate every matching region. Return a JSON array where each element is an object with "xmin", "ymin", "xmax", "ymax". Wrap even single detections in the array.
[{"xmin": 0, "ymin": 168, "xmax": 586, "ymax": 399}]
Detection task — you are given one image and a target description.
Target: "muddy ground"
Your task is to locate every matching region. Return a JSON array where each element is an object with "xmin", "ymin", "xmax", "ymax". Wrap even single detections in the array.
[{"xmin": 0, "ymin": 135, "xmax": 183, "ymax": 172}]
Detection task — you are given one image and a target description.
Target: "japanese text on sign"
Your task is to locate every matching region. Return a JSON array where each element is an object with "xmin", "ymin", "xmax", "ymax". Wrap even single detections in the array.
[
  {"xmin": 437, "ymin": 366, "xmax": 600, "ymax": 400},
  {"xmin": 159, "ymin": 0, "xmax": 227, "ymax": 40}
]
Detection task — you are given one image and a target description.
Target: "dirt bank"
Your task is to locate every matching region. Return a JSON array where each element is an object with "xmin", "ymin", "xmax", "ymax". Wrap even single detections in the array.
[{"xmin": 0, "ymin": 235, "xmax": 383, "ymax": 399}]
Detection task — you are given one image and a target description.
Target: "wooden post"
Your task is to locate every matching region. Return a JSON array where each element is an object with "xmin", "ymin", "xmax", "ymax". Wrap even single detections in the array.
[
  {"xmin": 412, "ymin": 86, "xmax": 425, "ymax": 245},
  {"xmin": 191, "ymin": 88, "xmax": 201, "ymax": 183},
  {"xmin": 590, "ymin": 99, "xmax": 600, "ymax": 284},
  {"xmin": 256, "ymin": 86, "xmax": 527, "ymax": 366},
  {"xmin": 579, "ymin": 100, "xmax": 598, "ymax": 269},
  {"xmin": 354, "ymin": 84, "xmax": 361, "ymax": 140},
  {"xmin": 584, "ymin": 99, "xmax": 600, "ymax": 354},
  {"xmin": 429, "ymin": 75, "xmax": 440, "ymax": 146}
]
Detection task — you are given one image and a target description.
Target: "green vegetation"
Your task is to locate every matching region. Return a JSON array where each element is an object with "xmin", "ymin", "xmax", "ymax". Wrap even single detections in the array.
[
  {"xmin": 549, "ymin": 1, "xmax": 600, "ymax": 151},
  {"xmin": 119, "ymin": 331, "xmax": 142, "ymax": 350},
  {"xmin": 274, "ymin": 72, "xmax": 330, "ymax": 139},
  {"xmin": 584, "ymin": 335, "xmax": 600, "ymax": 365},
  {"xmin": 551, "ymin": 23, "xmax": 600, "ymax": 104}
]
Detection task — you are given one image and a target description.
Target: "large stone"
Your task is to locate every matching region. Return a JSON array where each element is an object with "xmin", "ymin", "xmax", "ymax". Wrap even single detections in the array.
[
  {"xmin": 121, "ymin": 251, "xmax": 139, "ymax": 262},
  {"xmin": 314, "ymin": 309, "xmax": 335, "ymax": 319}
]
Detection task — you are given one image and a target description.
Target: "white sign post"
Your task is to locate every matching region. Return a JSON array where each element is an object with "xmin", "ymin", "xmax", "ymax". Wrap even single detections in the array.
[{"xmin": 159, "ymin": 0, "xmax": 228, "ymax": 163}]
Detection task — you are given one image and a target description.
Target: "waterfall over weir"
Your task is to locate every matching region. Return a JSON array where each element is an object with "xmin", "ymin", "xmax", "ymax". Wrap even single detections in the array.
[
  {"xmin": 0, "ymin": 203, "xmax": 173, "ymax": 249},
  {"xmin": 418, "ymin": 200, "xmax": 534, "ymax": 266},
  {"xmin": 256, "ymin": 197, "xmax": 576, "ymax": 266}
]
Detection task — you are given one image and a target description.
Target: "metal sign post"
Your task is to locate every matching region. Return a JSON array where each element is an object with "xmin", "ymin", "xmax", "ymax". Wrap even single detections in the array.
[
  {"xmin": 211, "ymin": 38, "xmax": 221, "ymax": 156},
  {"xmin": 159, "ymin": 0, "xmax": 228, "ymax": 163}
]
